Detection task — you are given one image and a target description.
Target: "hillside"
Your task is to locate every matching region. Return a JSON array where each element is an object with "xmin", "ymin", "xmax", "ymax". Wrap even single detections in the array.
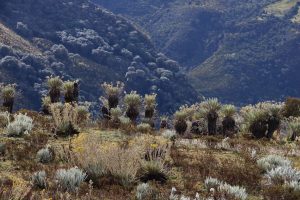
[
  {"xmin": 1, "ymin": 96, "xmax": 300, "ymax": 199},
  {"xmin": 0, "ymin": 0, "xmax": 197, "ymax": 113},
  {"xmin": 94, "ymin": 0, "xmax": 300, "ymax": 105}
]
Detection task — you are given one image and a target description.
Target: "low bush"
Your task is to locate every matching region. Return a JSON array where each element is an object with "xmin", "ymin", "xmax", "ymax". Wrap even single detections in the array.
[
  {"xmin": 6, "ymin": 113, "xmax": 33, "ymax": 137},
  {"xmin": 257, "ymin": 155, "xmax": 291, "ymax": 172},
  {"xmin": 204, "ymin": 177, "xmax": 248, "ymax": 200},
  {"xmin": 137, "ymin": 123, "xmax": 152, "ymax": 133},
  {"xmin": 283, "ymin": 97, "xmax": 300, "ymax": 118},
  {"xmin": 73, "ymin": 133, "xmax": 141, "ymax": 187},
  {"xmin": 265, "ymin": 166, "xmax": 300, "ymax": 185},
  {"xmin": 31, "ymin": 171, "xmax": 47, "ymax": 189},
  {"xmin": 161, "ymin": 129, "xmax": 176, "ymax": 140},
  {"xmin": 55, "ymin": 167, "xmax": 87, "ymax": 192},
  {"xmin": 36, "ymin": 147, "xmax": 53, "ymax": 164},
  {"xmin": 0, "ymin": 111, "xmax": 9, "ymax": 128},
  {"xmin": 136, "ymin": 183, "xmax": 150, "ymax": 200},
  {"xmin": 50, "ymin": 103, "xmax": 79, "ymax": 136}
]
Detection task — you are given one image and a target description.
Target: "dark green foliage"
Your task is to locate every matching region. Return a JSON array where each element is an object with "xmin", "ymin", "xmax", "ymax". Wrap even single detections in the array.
[
  {"xmin": 145, "ymin": 108, "xmax": 154, "ymax": 119},
  {"xmin": 126, "ymin": 107, "xmax": 139, "ymax": 122},
  {"xmin": 160, "ymin": 119, "xmax": 168, "ymax": 129},
  {"xmin": 266, "ymin": 116, "xmax": 280, "ymax": 139},
  {"xmin": 207, "ymin": 111, "xmax": 218, "ymax": 135},
  {"xmin": 101, "ymin": 106, "xmax": 110, "ymax": 120},
  {"xmin": 140, "ymin": 170, "xmax": 168, "ymax": 184},
  {"xmin": 174, "ymin": 119, "xmax": 187, "ymax": 135},
  {"xmin": 222, "ymin": 117, "xmax": 235, "ymax": 136},
  {"xmin": 55, "ymin": 122, "xmax": 79, "ymax": 137},
  {"xmin": 49, "ymin": 89, "xmax": 60, "ymax": 103},
  {"xmin": 108, "ymin": 95, "xmax": 119, "ymax": 110},
  {"xmin": 249, "ymin": 120, "xmax": 268, "ymax": 139},
  {"xmin": 0, "ymin": 143, "xmax": 6, "ymax": 156},
  {"xmin": 2, "ymin": 99, "xmax": 14, "ymax": 113},
  {"xmin": 283, "ymin": 97, "xmax": 300, "ymax": 118},
  {"xmin": 0, "ymin": 0, "xmax": 197, "ymax": 113}
]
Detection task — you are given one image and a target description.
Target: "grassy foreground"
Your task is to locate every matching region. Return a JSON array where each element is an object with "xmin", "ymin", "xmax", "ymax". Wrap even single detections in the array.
[{"xmin": 0, "ymin": 108, "xmax": 300, "ymax": 200}]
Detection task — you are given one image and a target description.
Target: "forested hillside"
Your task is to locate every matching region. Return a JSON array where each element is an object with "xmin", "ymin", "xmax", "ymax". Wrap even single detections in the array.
[
  {"xmin": 0, "ymin": 0, "xmax": 197, "ymax": 112},
  {"xmin": 95, "ymin": 0, "xmax": 300, "ymax": 104}
]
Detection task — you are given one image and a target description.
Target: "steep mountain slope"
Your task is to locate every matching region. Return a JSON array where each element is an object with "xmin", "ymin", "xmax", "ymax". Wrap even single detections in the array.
[
  {"xmin": 0, "ymin": 0, "xmax": 197, "ymax": 112},
  {"xmin": 95, "ymin": 0, "xmax": 300, "ymax": 104},
  {"xmin": 189, "ymin": 0, "xmax": 300, "ymax": 104},
  {"xmin": 94, "ymin": 0, "xmax": 223, "ymax": 68}
]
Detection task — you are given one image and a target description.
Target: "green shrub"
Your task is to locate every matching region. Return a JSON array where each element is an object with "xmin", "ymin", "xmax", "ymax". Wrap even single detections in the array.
[
  {"xmin": 0, "ymin": 84, "xmax": 16, "ymax": 113},
  {"xmin": 47, "ymin": 76, "xmax": 63, "ymax": 103},
  {"xmin": 137, "ymin": 123, "xmax": 152, "ymax": 133},
  {"xmin": 241, "ymin": 102, "xmax": 283, "ymax": 139},
  {"xmin": 0, "ymin": 111, "xmax": 9, "ymax": 128},
  {"xmin": 124, "ymin": 91, "xmax": 142, "ymax": 122},
  {"xmin": 63, "ymin": 81, "xmax": 76, "ymax": 103},
  {"xmin": 41, "ymin": 96, "xmax": 51, "ymax": 114},
  {"xmin": 200, "ymin": 98, "xmax": 221, "ymax": 135},
  {"xmin": 289, "ymin": 118, "xmax": 300, "ymax": 141},
  {"xmin": 50, "ymin": 103, "xmax": 79, "ymax": 136},
  {"xmin": 101, "ymin": 82, "xmax": 124, "ymax": 109},
  {"xmin": 144, "ymin": 94, "xmax": 157, "ymax": 119},
  {"xmin": 221, "ymin": 104, "xmax": 236, "ymax": 136},
  {"xmin": 283, "ymin": 97, "xmax": 300, "ymax": 118}
]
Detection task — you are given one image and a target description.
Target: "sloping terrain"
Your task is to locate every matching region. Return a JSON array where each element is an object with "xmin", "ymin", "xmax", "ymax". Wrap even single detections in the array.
[
  {"xmin": 189, "ymin": 1, "xmax": 300, "ymax": 104},
  {"xmin": 0, "ymin": 0, "xmax": 197, "ymax": 112},
  {"xmin": 95, "ymin": 0, "xmax": 300, "ymax": 104}
]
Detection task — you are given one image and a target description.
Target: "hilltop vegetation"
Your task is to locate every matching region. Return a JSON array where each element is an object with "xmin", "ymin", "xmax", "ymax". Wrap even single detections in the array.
[
  {"xmin": 1, "ymin": 79, "xmax": 300, "ymax": 199},
  {"xmin": 0, "ymin": 0, "xmax": 197, "ymax": 113}
]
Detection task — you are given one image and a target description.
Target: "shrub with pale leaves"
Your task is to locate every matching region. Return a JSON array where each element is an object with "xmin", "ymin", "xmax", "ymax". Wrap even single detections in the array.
[
  {"xmin": 161, "ymin": 129, "xmax": 176, "ymax": 140},
  {"xmin": 204, "ymin": 177, "xmax": 248, "ymax": 200},
  {"xmin": 50, "ymin": 103, "xmax": 79, "ymax": 136},
  {"xmin": 47, "ymin": 76, "xmax": 63, "ymax": 91},
  {"xmin": 265, "ymin": 166, "xmax": 300, "ymax": 185},
  {"xmin": 73, "ymin": 134, "xmax": 141, "ymax": 187},
  {"xmin": 204, "ymin": 177, "xmax": 222, "ymax": 190},
  {"xmin": 0, "ymin": 111, "xmax": 9, "ymax": 128},
  {"xmin": 101, "ymin": 82, "xmax": 124, "ymax": 97},
  {"xmin": 169, "ymin": 187, "xmax": 201, "ymax": 200},
  {"xmin": 124, "ymin": 91, "xmax": 142, "ymax": 109},
  {"xmin": 286, "ymin": 180, "xmax": 300, "ymax": 192},
  {"xmin": 55, "ymin": 167, "xmax": 87, "ymax": 192},
  {"xmin": 137, "ymin": 123, "xmax": 152, "ymax": 133},
  {"xmin": 221, "ymin": 104, "xmax": 236, "ymax": 118},
  {"xmin": 136, "ymin": 183, "xmax": 152, "ymax": 200},
  {"xmin": 31, "ymin": 171, "xmax": 47, "ymax": 189},
  {"xmin": 218, "ymin": 183, "xmax": 248, "ymax": 200},
  {"xmin": 200, "ymin": 98, "xmax": 221, "ymax": 115},
  {"xmin": 144, "ymin": 94, "xmax": 157, "ymax": 110},
  {"xmin": 6, "ymin": 113, "xmax": 33, "ymax": 137},
  {"xmin": 289, "ymin": 117, "xmax": 300, "ymax": 140},
  {"xmin": 257, "ymin": 155, "xmax": 291, "ymax": 172},
  {"xmin": 36, "ymin": 147, "xmax": 53, "ymax": 164}
]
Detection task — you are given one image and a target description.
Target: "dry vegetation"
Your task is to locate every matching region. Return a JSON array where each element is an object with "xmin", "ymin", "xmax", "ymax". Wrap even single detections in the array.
[{"xmin": 0, "ymin": 81, "xmax": 300, "ymax": 200}]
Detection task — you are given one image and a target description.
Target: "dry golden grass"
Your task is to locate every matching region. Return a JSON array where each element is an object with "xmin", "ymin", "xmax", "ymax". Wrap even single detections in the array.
[
  {"xmin": 266, "ymin": 0, "xmax": 300, "ymax": 17},
  {"xmin": 0, "ymin": 23, "xmax": 41, "ymax": 54},
  {"xmin": 0, "ymin": 111, "xmax": 300, "ymax": 199}
]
